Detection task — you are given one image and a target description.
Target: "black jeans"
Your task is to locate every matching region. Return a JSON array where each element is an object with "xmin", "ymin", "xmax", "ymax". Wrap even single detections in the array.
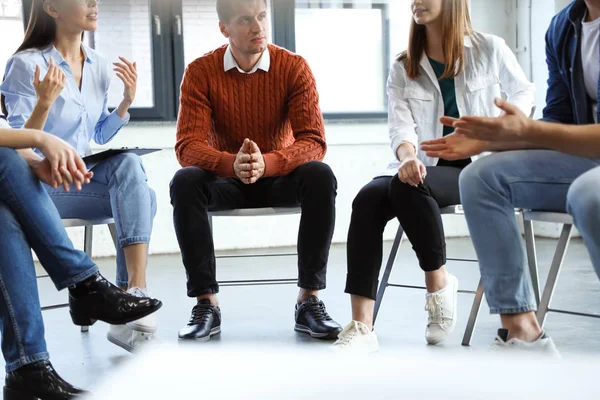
[
  {"xmin": 170, "ymin": 161, "xmax": 337, "ymax": 297},
  {"xmin": 345, "ymin": 165, "xmax": 466, "ymax": 300}
]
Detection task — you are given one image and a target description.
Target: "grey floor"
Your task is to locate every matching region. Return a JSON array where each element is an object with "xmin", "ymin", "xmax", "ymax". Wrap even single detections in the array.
[{"xmin": 14, "ymin": 237, "xmax": 600, "ymax": 394}]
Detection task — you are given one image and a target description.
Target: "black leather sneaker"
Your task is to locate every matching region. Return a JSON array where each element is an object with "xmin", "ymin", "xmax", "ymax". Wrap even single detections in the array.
[
  {"xmin": 178, "ymin": 299, "xmax": 221, "ymax": 341},
  {"xmin": 4, "ymin": 360, "xmax": 86, "ymax": 399},
  {"xmin": 294, "ymin": 295, "xmax": 342, "ymax": 340}
]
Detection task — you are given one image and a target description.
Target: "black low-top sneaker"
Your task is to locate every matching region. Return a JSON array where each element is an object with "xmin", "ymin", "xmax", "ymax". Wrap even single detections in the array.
[
  {"xmin": 178, "ymin": 299, "xmax": 221, "ymax": 341},
  {"xmin": 294, "ymin": 295, "xmax": 342, "ymax": 340}
]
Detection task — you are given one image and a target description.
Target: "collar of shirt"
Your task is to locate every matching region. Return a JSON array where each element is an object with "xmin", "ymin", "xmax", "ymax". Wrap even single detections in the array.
[
  {"xmin": 41, "ymin": 44, "xmax": 95, "ymax": 66},
  {"xmin": 224, "ymin": 45, "xmax": 270, "ymax": 74}
]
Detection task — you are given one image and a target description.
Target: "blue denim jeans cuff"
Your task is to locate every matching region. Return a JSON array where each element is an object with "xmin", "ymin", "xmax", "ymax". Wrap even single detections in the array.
[
  {"xmin": 120, "ymin": 236, "xmax": 151, "ymax": 248},
  {"xmin": 56, "ymin": 265, "xmax": 99, "ymax": 291},
  {"xmin": 5, "ymin": 351, "xmax": 50, "ymax": 373},
  {"xmin": 489, "ymin": 304, "xmax": 537, "ymax": 315}
]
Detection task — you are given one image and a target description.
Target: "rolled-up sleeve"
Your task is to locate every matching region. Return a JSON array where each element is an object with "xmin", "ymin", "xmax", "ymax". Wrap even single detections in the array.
[
  {"xmin": 495, "ymin": 36, "xmax": 535, "ymax": 116},
  {"xmin": 0, "ymin": 56, "xmax": 37, "ymax": 129},
  {"xmin": 93, "ymin": 62, "xmax": 129, "ymax": 145},
  {"xmin": 387, "ymin": 62, "xmax": 418, "ymax": 159}
]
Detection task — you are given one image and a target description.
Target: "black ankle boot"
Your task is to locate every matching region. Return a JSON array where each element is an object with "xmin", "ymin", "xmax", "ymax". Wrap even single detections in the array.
[
  {"xmin": 3, "ymin": 360, "xmax": 85, "ymax": 399},
  {"xmin": 68, "ymin": 273, "xmax": 162, "ymax": 327}
]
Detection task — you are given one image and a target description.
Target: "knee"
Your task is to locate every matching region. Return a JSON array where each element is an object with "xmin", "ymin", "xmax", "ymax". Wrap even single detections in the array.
[
  {"xmin": 169, "ymin": 167, "xmax": 212, "ymax": 202},
  {"xmin": 110, "ymin": 153, "xmax": 147, "ymax": 181},
  {"xmin": 352, "ymin": 181, "xmax": 386, "ymax": 215},
  {"xmin": 0, "ymin": 147, "xmax": 27, "ymax": 172},
  {"xmin": 458, "ymin": 157, "xmax": 501, "ymax": 204},
  {"xmin": 388, "ymin": 174, "xmax": 415, "ymax": 199},
  {"xmin": 567, "ymin": 170, "xmax": 600, "ymax": 223},
  {"xmin": 296, "ymin": 161, "xmax": 337, "ymax": 191}
]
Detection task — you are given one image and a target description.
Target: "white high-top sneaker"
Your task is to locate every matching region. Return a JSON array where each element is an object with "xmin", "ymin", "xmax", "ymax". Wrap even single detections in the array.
[
  {"xmin": 332, "ymin": 321, "xmax": 379, "ymax": 353},
  {"xmin": 125, "ymin": 287, "xmax": 158, "ymax": 333},
  {"xmin": 425, "ymin": 274, "xmax": 458, "ymax": 345},
  {"xmin": 491, "ymin": 329, "xmax": 561, "ymax": 358}
]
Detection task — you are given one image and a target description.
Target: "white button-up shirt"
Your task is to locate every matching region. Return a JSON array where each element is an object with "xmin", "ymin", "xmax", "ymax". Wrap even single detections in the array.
[
  {"xmin": 383, "ymin": 32, "xmax": 535, "ymax": 176},
  {"xmin": 223, "ymin": 45, "xmax": 270, "ymax": 74}
]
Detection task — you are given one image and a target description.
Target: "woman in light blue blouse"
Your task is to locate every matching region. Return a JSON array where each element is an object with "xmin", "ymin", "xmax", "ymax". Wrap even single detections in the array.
[{"xmin": 0, "ymin": 0, "xmax": 159, "ymax": 352}]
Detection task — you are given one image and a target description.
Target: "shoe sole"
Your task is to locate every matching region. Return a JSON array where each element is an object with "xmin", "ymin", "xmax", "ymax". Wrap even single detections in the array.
[
  {"xmin": 126, "ymin": 321, "xmax": 158, "ymax": 334},
  {"xmin": 107, "ymin": 333, "xmax": 136, "ymax": 353},
  {"xmin": 71, "ymin": 302, "xmax": 163, "ymax": 327},
  {"xmin": 294, "ymin": 324, "xmax": 339, "ymax": 340},
  {"xmin": 178, "ymin": 326, "xmax": 221, "ymax": 342},
  {"xmin": 426, "ymin": 276, "xmax": 459, "ymax": 345}
]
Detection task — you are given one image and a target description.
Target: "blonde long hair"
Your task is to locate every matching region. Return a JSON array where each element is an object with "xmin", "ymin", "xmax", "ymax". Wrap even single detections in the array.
[{"xmin": 400, "ymin": 0, "xmax": 474, "ymax": 80}]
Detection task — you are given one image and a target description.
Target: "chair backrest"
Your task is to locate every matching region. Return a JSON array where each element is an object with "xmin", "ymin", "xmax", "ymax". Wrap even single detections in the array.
[{"xmin": 529, "ymin": 106, "xmax": 537, "ymax": 119}]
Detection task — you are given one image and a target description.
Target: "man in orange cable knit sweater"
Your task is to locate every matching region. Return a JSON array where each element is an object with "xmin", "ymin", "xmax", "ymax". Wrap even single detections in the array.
[{"xmin": 170, "ymin": 0, "xmax": 342, "ymax": 342}]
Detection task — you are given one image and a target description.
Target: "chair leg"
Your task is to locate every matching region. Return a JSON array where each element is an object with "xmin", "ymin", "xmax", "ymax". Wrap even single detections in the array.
[
  {"xmin": 524, "ymin": 218, "xmax": 541, "ymax": 305},
  {"xmin": 536, "ymin": 224, "xmax": 573, "ymax": 328},
  {"xmin": 108, "ymin": 223, "xmax": 118, "ymax": 249},
  {"xmin": 83, "ymin": 225, "xmax": 93, "ymax": 257},
  {"xmin": 373, "ymin": 226, "xmax": 404, "ymax": 324},
  {"xmin": 81, "ymin": 326, "xmax": 89, "ymax": 333},
  {"xmin": 461, "ymin": 279, "xmax": 484, "ymax": 346}
]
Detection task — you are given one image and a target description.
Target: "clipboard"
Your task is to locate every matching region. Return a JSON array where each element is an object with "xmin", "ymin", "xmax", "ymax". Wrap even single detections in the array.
[{"xmin": 83, "ymin": 148, "xmax": 161, "ymax": 170}]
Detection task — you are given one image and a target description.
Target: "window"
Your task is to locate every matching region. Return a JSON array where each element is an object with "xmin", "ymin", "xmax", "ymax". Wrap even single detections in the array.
[
  {"xmin": 0, "ymin": 0, "xmax": 25, "ymax": 85},
  {"xmin": 291, "ymin": 0, "xmax": 414, "ymax": 119}
]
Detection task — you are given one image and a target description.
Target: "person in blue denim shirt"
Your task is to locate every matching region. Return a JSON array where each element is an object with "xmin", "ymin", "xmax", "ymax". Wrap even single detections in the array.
[
  {"xmin": 0, "ymin": 0, "xmax": 160, "ymax": 352},
  {"xmin": 0, "ymin": 116, "xmax": 162, "ymax": 399},
  {"xmin": 420, "ymin": 0, "xmax": 600, "ymax": 355}
]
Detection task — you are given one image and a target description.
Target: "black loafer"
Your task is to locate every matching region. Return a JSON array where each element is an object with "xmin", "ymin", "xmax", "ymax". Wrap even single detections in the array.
[
  {"xmin": 4, "ymin": 360, "xmax": 86, "ymax": 399},
  {"xmin": 68, "ymin": 273, "xmax": 162, "ymax": 327}
]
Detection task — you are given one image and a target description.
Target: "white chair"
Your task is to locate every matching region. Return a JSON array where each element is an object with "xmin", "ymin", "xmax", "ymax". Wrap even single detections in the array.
[
  {"xmin": 38, "ymin": 218, "xmax": 117, "ymax": 333},
  {"xmin": 522, "ymin": 211, "xmax": 600, "ymax": 326},
  {"xmin": 208, "ymin": 207, "xmax": 302, "ymax": 287}
]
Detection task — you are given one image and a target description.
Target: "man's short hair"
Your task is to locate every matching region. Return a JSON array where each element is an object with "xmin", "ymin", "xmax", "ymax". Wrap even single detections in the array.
[{"xmin": 216, "ymin": 0, "xmax": 267, "ymax": 23}]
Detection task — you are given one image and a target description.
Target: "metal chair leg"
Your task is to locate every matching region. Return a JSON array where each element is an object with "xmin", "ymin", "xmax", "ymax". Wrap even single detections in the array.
[
  {"xmin": 462, "ymin": 279, "xmax": 484, "ymax": 346},
  {"xmin": 536, "ymin": 224, "xmax": 573, "ymax": 327},
  {"xmin": 108, "ymin": 223, "xmax": 118, "ymax": 249},
  {"xmin": 373, "ymin": 226, "xmax": 404, "ymax": 323},
  {"xmin": 524, "ymin": 218, "xmax": 541, "ymax": 305},
  {"xmin": 83, "ymin": 225, "xmax": 93, "ymax": 257}
]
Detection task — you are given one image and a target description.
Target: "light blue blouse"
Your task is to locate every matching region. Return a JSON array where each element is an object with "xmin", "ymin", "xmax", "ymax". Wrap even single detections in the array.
[{"xmin": 0, "ymin": 44, "xmax": 129, "ymax": 156}]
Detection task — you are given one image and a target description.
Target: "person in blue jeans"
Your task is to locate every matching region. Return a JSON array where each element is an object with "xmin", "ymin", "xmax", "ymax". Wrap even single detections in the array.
[
  {"xmin": 421, "ymin": 0, "xmax": 600, "ymax": 355},
  {"xmin": 0, "ymin": 0, "xmax": 159, "ymax": 351},
  {"xmin": 0, "ymin": 117, "xmax": 162, "ymax": 398}
]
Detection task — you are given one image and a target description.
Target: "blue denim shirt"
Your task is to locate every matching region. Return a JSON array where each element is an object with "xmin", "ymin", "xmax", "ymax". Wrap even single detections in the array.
[
  {"xmin": 0, "ymin": 45, "xmax": 129, "ymax": 156},
  {"xmin": 543, "ymin": 0, "xmax": 597, "ymax": 124}
]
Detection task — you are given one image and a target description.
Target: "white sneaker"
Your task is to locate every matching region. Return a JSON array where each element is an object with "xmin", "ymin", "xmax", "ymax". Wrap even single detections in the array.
[
  {"xmin": 125, "ymin": 287, "xmax": 158, "ymax": 333},
  {"xmin": 332, "ymin": 321, "xmax": 379, "ymax": 353},
  {"xmin": 425, "ymin": 274, "xmax": 458, "ymax": 345},
  {"xmin": 491, "ymin": 329, "xmax": 561, "ymax": 358},
  {"xmin": 107, "ymin": 324, "xmax": 157, "ymax": 353}
]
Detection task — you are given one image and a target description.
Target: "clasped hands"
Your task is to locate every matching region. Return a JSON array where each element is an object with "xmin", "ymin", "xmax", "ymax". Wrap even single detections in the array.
[{"xmin": 233, "ymin": 138, "xmax": 266, "ymax": 184}]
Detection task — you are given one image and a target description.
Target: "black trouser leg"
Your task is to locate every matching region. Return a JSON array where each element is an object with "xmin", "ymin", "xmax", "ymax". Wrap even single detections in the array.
[
  {"xmin": 388, "ymin": 166, "xmax": 463, "ymax": 272},
  {"xmin": 345, "ymin": 177, "xmax": 395, "ymax": 300},
  {"xmin": 253, "ymin": 161, "xmax": 337, "ymax": 290},
  {"xmin": 170, "ymin": 167, "xmax": 247, "ymax": 297}
]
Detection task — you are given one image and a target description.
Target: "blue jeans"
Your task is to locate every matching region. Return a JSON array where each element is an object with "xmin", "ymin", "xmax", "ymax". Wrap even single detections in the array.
[
  {"xmin": 0, "ymin": 148, "xmax": 98, "ymax": 372},
  {"xmin": 567, "ymin": 166, "xmax": 600, "ymax": 279},
  {"xmin": 45, "ymin": 153, "xmax": 157, "ymax": 287},
  {"xmin": 459, "ymin": 150, "xmax": 600, "ymax": 315}
]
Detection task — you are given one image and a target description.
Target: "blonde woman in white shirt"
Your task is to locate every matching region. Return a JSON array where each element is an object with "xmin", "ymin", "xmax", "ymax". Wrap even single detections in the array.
[{"xmin": 334, "ymin": 0, "xmax": 534, "ymax": 352}]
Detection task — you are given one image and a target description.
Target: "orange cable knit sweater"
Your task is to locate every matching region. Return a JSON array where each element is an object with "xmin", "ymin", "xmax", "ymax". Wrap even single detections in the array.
[{"xmin": 175, "ymin": 44, "xmax": 326, "ymax": 178}]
